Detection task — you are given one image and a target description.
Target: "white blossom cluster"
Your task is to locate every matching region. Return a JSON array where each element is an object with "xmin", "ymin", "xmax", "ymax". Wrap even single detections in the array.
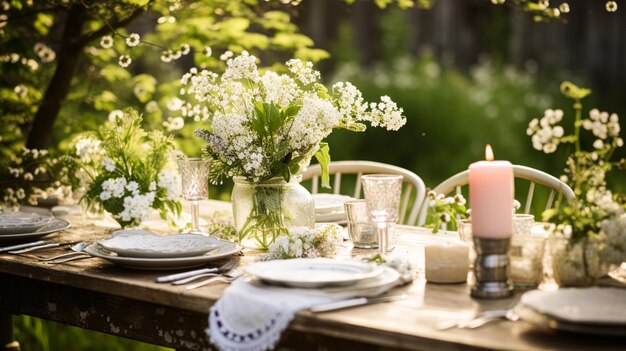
[
  {"xmin": 75, "ymin": 137, "xmax": 103, "ymax": 162},
  {"xmin": 157, "ymin": 169, "xmax": 182, "ymax": 200},
  {"xmin": 1, "ymin": 52, "xmax": 39, "ymax": 70},
  {"xmin": 526, "ymin": 109, "xmax": 565, "ymax": 153},
  {"xmin": 600, "ymin": 213, "xmax": 626, "ymax": 265},
  {"xmin": 1, "ymin": 148, "xmax": 66, "ymax": 210},
  {"xmin": 33, "ymin": 43, "xmax": 55, "ymax": 63},
  {"xmin": 97, "ymin": 171, "xmax": 180, "ymax": 223},
  {"xmin": 181, "ymin": 53, "xmax": 406, "ymax": 182},
  {"xmin": 582, "ymin": 109, "xmax": 623, "ymax": 150},
  {"xmin": 258, "ymin": 224, "xmax": 342, "ymax": 261}
]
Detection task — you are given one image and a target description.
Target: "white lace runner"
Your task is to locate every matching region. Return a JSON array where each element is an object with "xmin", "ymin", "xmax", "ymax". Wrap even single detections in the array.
[{"xmin": 208, "ymin": 279, "xmax": 364, "ymax": 351}]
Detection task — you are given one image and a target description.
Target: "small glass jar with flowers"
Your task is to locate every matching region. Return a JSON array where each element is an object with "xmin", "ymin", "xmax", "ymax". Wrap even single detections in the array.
[{"xmin": 526, "ymin": 81, "xmax": 626, "ymax": 286}]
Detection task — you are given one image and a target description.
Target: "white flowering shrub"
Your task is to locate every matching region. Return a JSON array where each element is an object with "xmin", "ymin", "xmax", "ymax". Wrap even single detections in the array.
[
  {"xmin": 530, "ymin": 82, "xmax": 625, "ymax": 263},
  {"xmin": 67, "ymin": 109, "xmax": 182, "ymax": 228},
  {"xmin": 0, "ymin": 148, "xmax": 71, "ymax": 211},
  {"xmin": 258, "ymin": 224, "xmax": 342, "ymax": 261},
  {"xmin": 183, "ymin": 52, "xmax": 406, "ymax": 185}
]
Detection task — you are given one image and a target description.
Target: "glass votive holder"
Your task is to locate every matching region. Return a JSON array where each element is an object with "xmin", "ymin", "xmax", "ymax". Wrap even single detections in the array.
[
  {"xmin": 457, "ymin": 219, "xmax": 476, "ymax": 267},
  {"xmin": 510, "ymin": 214, "xmax": 546, "ymax": 289},
  {"xmin": 344, "ymin": 200, "xmax": 378, "ymax": 249}
]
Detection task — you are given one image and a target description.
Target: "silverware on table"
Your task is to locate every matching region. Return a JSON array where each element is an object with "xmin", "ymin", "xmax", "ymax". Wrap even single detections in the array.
[
  {"xmin": 37, "ymin": 242, "xmax": 89, "ymax": 261},
  {"xmin": 8, "ymin": 241, "xmax": 81, "ymax": 254},
  {"xmin": 310, "ymin": 294, "xmax": 407, "ymax": 313},
  {"xmin": 0, "ymin": 241, "xmax": 47, "ymax": 253},
  {"xmin": 435, "ymin": 309, "xmax": 518, "ymax": 330},
  {"xmin": 156, "ymin": 259, "xmax": 238, "ymax": 283},
  {"xmin": 184, "ymin": 269, "xmax": 243, "ymax": 290},
  {"xmin": 45, "ymin": 253, "xmax": 94, "ymax": 264}
]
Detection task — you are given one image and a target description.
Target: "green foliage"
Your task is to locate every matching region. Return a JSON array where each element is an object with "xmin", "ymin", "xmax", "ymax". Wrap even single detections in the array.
[
  {"xmin": 423, "ymin": 191, "xmax": 468, "ymax": 233},
  {"xmin": 67, "ymin": 109, "xmax": 181, "ymax": 228},
  {"xmin": 15, "ymin": 315, "xmax": 172, "ymax": 351}
]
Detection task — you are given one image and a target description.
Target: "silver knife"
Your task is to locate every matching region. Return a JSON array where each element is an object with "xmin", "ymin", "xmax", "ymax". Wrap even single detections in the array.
[
  {"xmin": 0, "ymin": 240, "xmax": 47, "ymax": 253},
  {"xmin": 8, "ymin": 242, "xmax": 64, "ymax": 254},
  {"xmin": 155, "ymin": 268, "xmax": 218, "ymax": 283},
  {"xmin": 310, "ymin": 294, "xmax": 407, "ymax": 313}
]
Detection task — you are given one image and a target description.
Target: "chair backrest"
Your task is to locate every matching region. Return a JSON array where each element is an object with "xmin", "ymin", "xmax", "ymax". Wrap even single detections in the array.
[
  {"xmin": 301, "ymin": 160, "xmax": 426, "ymax": 226},
  {"xmin": 417, "ymin": 164, "xmax": 575, "ymax": 225}
]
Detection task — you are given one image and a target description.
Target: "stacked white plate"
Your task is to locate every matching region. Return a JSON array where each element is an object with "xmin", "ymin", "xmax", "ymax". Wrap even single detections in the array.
[
  {"xmin": 514, "ymin": 287, "xmax": 626, "ymax": 336},
  {"xmin": 313, "ymin": 194, "xmax": 356, "ymax": 224},
  {"xmin": 0, "ymin": 211, "xmax": 70, "ymax": 243},
  {"xmin": 85, "ymin": 230, "xmax": 241, "ymax": 270},
  {"xmin": 245, "ymin": 258, "xmax": 401, "ymax": 296}
]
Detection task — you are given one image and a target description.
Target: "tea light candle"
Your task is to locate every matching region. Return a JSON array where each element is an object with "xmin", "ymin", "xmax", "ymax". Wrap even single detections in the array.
[
  {"xmin": 469, "ymin": 145, "xmax": 514, "ymax": 238},
  {"xmin": 425, "ymin": 239, "xmax": 469, "ymax": 283}
]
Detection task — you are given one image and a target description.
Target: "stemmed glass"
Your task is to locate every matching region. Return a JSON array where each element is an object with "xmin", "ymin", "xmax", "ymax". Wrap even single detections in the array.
[
  {"xmin": 361, "ymin": 174, "xmax": 403, "ymax": 254},
  {"xmin": 177, "ymin": 157, "xmax": 211, "ymax": 234}
]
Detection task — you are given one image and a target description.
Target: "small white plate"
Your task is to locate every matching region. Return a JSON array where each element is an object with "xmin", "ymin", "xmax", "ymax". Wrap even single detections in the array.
[
  {"xmin": 519, "ymin": 287, "xmax": 626, "ymax": 325},
  {"xmin": 97, "ymin": 232, "xmax": 219, "ymax": 258},
  {"xmin": 0, "ymin": 218, "xmax": 70, "ymax": 243},
  {"xmin": 84, "ymin": 240, "xmax": 241, "ymax": 270},
  {"xmin": 0, "ymin": 212, "xmax": 53, "ymax": 234},
  {"xmin": 245, "ymin": 258, "xmax": 384, "ymax": 288},
  {"xmin": 313, "ymin": 194, "xmax": 355, "ymax": 214}
]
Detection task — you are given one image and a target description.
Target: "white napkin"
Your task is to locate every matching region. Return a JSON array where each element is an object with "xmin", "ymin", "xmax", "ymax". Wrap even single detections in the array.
[{"xmin": 207, "ymin": 274, "xmax": 400, "ymax": 351}]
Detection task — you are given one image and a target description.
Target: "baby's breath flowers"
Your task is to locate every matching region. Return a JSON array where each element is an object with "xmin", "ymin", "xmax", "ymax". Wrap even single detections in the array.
[
  {"xmin": 67, "ymin": 109, "xmax": 182, "ymax": 228},
  {"xmin": 258, "ymin": 224, "xmax": 342, "ymax": 261}
]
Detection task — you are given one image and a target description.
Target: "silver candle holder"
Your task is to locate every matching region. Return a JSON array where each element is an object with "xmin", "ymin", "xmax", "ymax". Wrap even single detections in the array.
[{"xmin": 471, "ymin": 237, "xmax": 513, "ymax": 299}]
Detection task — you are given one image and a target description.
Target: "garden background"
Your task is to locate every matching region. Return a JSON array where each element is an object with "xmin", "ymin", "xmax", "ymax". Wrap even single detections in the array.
[{"xmin": 1, "ymin": 0, "xmax": 625, "ymax": 349}]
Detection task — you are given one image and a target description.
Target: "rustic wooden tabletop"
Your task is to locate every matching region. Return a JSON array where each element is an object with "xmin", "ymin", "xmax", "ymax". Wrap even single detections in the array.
[{"xmin": 0, "ymin": 201, "xmax": 623, "ymax": 351}]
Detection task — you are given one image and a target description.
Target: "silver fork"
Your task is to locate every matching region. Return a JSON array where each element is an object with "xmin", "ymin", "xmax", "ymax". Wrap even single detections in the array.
[
  {"xmin": 436, "ymin": 309, "xmax": 517, "ymax": 330},
  {"xmin": 38, "ymin": 242, "xmax": 89, "ymax": 261},
  {"xmin": 156, "ymin": 259, "xmax": 239, "ymax": 283},
  {"xmin": 184, "ymin": 269, "xmax": 243, "ymax": 290}
]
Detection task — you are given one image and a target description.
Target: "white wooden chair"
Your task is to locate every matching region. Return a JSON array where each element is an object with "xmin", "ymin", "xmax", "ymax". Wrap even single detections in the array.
[
  {"xmin": 301, "ymin": 161, "xmax": 426, "ymax": 226},
  {"xmin": 417, "ymin": 164, "xmax": 576, "ymax": 225}
]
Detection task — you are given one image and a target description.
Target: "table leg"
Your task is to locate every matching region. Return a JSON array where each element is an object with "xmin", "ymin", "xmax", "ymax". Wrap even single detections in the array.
[{"xmin": 0, "ymin": 312, "xmax": 20, "ymax": 351}]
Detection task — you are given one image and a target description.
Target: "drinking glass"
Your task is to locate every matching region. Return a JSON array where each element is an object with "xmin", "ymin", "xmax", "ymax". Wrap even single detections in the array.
[
  {"xmin": 177, "ymin": 158, "xmax": 211, "ymax": 233},
  {"xmin": 361, "ymin": 174, "xmax": 403, "ymax": 254},
  {"xmin": 344, "ymin": 200, "xmax": 377, "ymax": 249}
]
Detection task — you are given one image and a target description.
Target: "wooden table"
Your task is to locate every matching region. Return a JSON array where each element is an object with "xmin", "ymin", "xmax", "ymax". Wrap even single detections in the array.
[{"xmin": 0, "ymin": 201, "xmax": 622, "ymax": 351}]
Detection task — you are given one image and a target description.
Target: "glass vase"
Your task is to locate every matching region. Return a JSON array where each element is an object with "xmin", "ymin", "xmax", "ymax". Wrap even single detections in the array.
[
  {"xmin": 550, "ymin": 236, "xmax": 610, "ymax": 287},
  {"xmin": 231, "ymin": 175, "xmax": 315, "ymax": 250}
]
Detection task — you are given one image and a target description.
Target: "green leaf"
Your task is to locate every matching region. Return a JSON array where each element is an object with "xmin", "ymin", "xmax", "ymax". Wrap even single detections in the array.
[{"xmin": 314, "ymin": 142, "xmax": 331, "ymax": 189}]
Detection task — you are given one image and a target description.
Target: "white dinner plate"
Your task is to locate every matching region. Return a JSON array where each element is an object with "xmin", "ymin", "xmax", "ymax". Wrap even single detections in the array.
[
  {"xmin": 0, "ymin": 212, "xmax": 53, "ymax": 234},
  {"xmin": 84, "ymin": 239, "xmax": 241, "ymax": 270},
  {"xmin": 0, "ymin": 218, "xmax": 71, "ymax": 243},
  {"xmin": 313, "ymin": 194, "xmax": 356, "ymax": 223},
  {"xmin": 519, "ymin": 288, "xmax": 626, "ymax": 325},
  {"xmin": 245, "ymin": 258, "xmax": 384, "ymax": 288},
  {"xmin": 97, "ymin": 232, "xmax": 220, "ymax": 258},
  {"xmin": 320, "ymin": 266, "xmax": 401, "ymax": 296},
  {"xmin": 313, "ymin": 194, "xmax": 355, "ymax": 213}
]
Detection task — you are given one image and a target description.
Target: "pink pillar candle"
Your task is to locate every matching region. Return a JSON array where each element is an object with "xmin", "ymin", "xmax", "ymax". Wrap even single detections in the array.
[{"xmin": 469, "ymin": 145, "xmax": 514, "ymax": 238}]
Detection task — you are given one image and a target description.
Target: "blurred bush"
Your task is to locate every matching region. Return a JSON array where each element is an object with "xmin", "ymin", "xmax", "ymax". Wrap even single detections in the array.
[{"xmin": 15, "ymin": 315, "xmax": 171, "ymax": 351}]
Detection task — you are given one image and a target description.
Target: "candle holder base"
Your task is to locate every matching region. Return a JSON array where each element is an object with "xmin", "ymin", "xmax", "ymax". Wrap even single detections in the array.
[{"xmin": 471, "ymin": 237, "xmax": 513, "ymax": 299}]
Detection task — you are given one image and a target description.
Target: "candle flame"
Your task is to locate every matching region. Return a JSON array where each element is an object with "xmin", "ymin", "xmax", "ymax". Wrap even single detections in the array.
[{"xmin": 485, "ymin": 144, "xmax": 494, "ymax": 161}]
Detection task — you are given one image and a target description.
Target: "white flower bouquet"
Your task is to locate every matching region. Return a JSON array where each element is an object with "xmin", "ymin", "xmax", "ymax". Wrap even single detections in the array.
[
  {"xmin": 182, "ymin": 51, "xmax": 406, "ymax": 185},
  {"xmin": 68, "ymin": 109, "xmax": 182, "ymax": 228},
  {"xmin": 180, "ymin": 52, "xmax": 406, "ymax": 249},
  {"xmin": 526, "ymin": 82, "xmax": 626, "ymax": 285}
]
